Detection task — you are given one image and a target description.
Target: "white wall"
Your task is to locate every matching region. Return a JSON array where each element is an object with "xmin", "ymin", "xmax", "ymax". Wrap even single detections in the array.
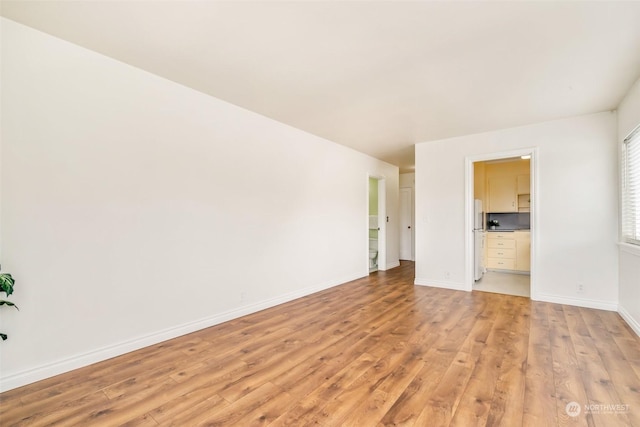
[
  {"xmin": 617, "ymin": 75, "xmax": 640, "ymax": 336},
  {"xmin": 0, "ymin": 19, "xmax": 399, "ymax": 391},
  {"xmin": 415, "ymin": 112, "xmax": 619, "ymax": 309}
]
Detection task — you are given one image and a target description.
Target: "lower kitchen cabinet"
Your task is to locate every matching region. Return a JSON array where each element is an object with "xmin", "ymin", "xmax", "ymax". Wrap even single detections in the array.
[
  {"xmin": 514, "ymin": 231, "xmax": 530, "ymax": 271},
  {"xmin": 486, "ymin": 231, "xmax": 530, "ymax": 272}
]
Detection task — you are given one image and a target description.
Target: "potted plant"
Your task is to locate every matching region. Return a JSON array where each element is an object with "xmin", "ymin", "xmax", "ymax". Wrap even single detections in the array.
[
  {"xmin": 0, "ymin": 272, "xmax": 18, "ymax": 341},
  {"xmin": 488, "ymin": 219, "xmax": 500, "ymax": 230}
]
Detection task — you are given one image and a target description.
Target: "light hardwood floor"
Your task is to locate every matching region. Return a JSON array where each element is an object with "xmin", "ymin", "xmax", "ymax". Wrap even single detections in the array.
[{"xmin": 1, "ymin": 261, "xmax": 639, "ymax": 426}]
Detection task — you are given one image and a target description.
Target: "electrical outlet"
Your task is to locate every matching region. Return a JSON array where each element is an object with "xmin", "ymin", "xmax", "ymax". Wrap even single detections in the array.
[
  {"xmin": 576, "ymin": 283, "xmax": 585, "ymax": 294},
  {"xmin": 444, "ymin": 271, "xmax": 451, "ymax": 280}
]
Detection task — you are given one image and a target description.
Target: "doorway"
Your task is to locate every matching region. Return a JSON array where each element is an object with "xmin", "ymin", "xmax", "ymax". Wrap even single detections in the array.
[
  {"xmin": 466, "ymin": 150, "xmax": 536, "ymax": 298},
  {"xmin": 368, "ymin": 176, "xmax": 386, "ymax": 273}
]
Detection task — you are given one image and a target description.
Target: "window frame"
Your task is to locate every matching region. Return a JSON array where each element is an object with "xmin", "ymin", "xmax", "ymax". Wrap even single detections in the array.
[{"xmin": 622, "ymin": 123, "xmax": 640, "ymax": 246}]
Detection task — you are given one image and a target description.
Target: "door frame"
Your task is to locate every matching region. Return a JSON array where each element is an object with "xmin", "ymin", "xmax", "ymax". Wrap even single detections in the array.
[
  {"xmin": 368, "ymin": 175, "xmax": 387, "ymax": 272},
  {"xmin": 464, "ymin": 148, "xmax": 538, "ymax": 299}
]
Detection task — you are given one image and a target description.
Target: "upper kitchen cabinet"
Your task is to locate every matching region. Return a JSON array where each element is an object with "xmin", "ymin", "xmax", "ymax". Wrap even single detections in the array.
[
  {"xmin": 474, "ymin": 161, "xmax": 486, "ymax": 206},
  {"xmin": 483, "ymin": 159, "xmax": 530, "ymax": 213},
  {"xmin": 517, "ymin": 174, "xmax": 530, "ymax": 194},
  {"xmin": 488, "ymin": 177, "xmax": 517, "ymax": 212},
  {"xmin": 517, "ymin": 174, "xmax": 531, "ymax": 212}
]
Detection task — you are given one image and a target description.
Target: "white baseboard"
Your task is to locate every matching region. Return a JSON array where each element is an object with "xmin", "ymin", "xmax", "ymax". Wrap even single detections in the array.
[
  {"xmin": 535, "ymin": 292, "xmax": 618, "ymax": 312},
  {"xmin": 618, "ymin": 305, "xmax": 640, "ymax": 337},
  {"xmin": 414, "ymin": 277, "xmax": 467, "ymax": 291},
  {"xmin": 0, "ymin": 272, "xmax": 364, "ymax": 393}
]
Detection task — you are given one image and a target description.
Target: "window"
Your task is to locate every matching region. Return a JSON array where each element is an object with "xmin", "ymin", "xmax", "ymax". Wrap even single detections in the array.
[{"xmin": 622, "ymin": 124, "xmax": 640, "ymax": 245}]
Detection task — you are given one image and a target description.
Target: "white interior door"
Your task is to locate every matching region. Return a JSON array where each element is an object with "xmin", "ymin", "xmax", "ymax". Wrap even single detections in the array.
[{"xmin": 400, "ymin": 188, "xmax": 412, "ymax": 260}]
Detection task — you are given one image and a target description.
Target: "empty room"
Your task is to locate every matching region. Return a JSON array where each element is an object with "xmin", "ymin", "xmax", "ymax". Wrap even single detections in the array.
[{"xmin": 1, "ymin": 1, "xmax": 640, "ymax": 426}]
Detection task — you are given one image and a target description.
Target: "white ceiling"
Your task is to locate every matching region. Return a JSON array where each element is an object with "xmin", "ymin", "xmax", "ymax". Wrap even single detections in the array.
[{"xmin": 3, "ymin": 1, "xmax": 640, "ymax": 172}]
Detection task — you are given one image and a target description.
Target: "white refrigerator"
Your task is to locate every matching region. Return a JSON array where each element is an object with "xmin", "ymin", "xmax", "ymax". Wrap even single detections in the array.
[{"xmin": 473, "ymin": 200, "xmax": 485, "ymax": 281}]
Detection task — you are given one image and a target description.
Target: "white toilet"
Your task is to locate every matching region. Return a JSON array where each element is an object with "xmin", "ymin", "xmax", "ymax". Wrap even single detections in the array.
[
  {"xmin": 368, "ymin": 249, "xmax": 378, "ymax": 269},
  {"xmin": 368, "ymin": 238, "xmax": 378, "ymax": 270}
]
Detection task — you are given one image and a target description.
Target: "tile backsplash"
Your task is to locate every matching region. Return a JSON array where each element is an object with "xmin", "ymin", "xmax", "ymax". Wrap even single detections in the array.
[{"xmin": 487, "ymin": 212, "xmax": 530, "ymax": 230}]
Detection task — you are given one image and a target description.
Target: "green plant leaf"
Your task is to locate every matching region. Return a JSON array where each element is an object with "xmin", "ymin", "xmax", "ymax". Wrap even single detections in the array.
[
  {"xmin": 0, "ymin": 299, "xmax": 18, "ymax": 310},
  {"xmin": 0, "ymin": 273, "xmax": 15, "ymax": 296}
]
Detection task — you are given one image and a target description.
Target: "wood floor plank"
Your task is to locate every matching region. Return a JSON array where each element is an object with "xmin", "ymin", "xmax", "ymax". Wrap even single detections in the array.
[
  {"xmin": 190, "ymin": 382, "xmax": 290, "ymax": 427},
  {"xmin": 548, "ymin": 304, "xmax": 594, "ymax": 426},
  {"xmin": 564, "ymin": 306, "xmax": 627, "ymax": 427},
  {"xmin": 1, "ymin": 261, "xmax": 640, "ymax": 426},
  {"xmin": 523, "ymin": 302, "xmax": 558, "ymax": 427},
  {"xmin": 71, "ymin": 378, "xmax": 180, "ymax": 426},
  {"xmin": 164, "ymin": 394, "xmax": 229, "ymax": 426},
  {"xmin": 378, "ymin": 291, "xmax": 476, "ymax": 425},
  {"xmin": 448, "ymin": 294, "xmax": 509, "ymax": 426},
  {"xmin": 2, "ymin": 335, "xmax": 206, "ymax": 422},
  {"xmin": 486, "ymin": 297, "xmax": 529, "ymax": 426},
  {"xmin": 1, "ymin": 389, "xmax": 111, "ymax": 427},
  {"xmin": 147, "ymin": 385, "xmax": 225, "ymax": 424},
  {"xmin": 268, "ymin": 352, "xmax": 378, "ymax": 426},
  {"xmin": 416, "ymin": 349, "xmax": 475, "ymax": 426},
  {"xmin": 339, "ymin": 351, "xmax": 425, "ymax": 426},
  {"xmin": 119, "ymin": 412, "xmax": 159, "ymax": 426},
  {"xmin": 311, "ymin": 341, "xmax": 418, "ymax": 426},
  {"xmin": 578, "ymin": 307, "xmax": 640, "ymax": 426},
  {"xmin": 377, "ymin": 349, "xmax": 458, "ymax": 426}
]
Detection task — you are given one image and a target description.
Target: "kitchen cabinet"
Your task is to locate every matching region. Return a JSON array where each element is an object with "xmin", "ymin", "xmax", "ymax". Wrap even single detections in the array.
[
  {"xmin": 517, "ymin": 174, "xmax": 531, "ymax": 212},
  {"xmin": 518, "ymin": 194, "xmax": 530, "ymax": 212},
  {"xmin": 486, "ymin": 231, "xmax": 530, "ymax": 272},
  {"xmin": 486, "ymin": 232, "xmax": 516, "ymax": 270},
  {"xmin": 488, "ymin": 177, "xmax": 517, "ymax": 212},
  {"xmin": 481, "ymin": 159, "xmax": 530, "ymax": 213},
  {"xmin": 514, "ymin": 231, "xmax": 530, "ymax": 271},
  {"xmin": 517, "ymin": 174, "xmax": 530, "ymax": 194},
  {"xmin": 488, "ymin": 174, "xmax": 531, "ymax": 213}
]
